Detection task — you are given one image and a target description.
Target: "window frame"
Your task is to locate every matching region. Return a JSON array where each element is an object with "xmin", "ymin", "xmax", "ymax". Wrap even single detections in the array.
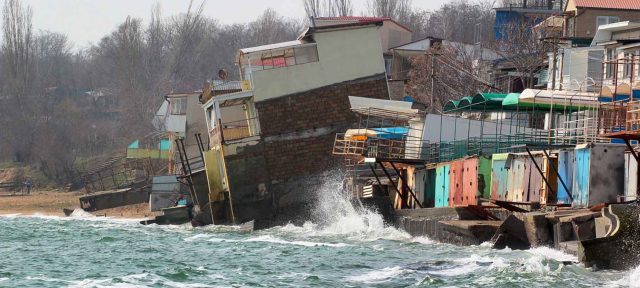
[{"xmin": 170, "ymin": 97, "xmax": 187, "ymax": 115}]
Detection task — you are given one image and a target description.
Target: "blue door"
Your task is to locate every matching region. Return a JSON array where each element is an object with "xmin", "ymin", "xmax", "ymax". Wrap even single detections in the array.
[
  {"xmin": 573, "ymin": 148, "xmax": 590, "ymax": 208},
  {"xmin": 557, "ymin": 150, "xmax": 574, "ymax": 204}
]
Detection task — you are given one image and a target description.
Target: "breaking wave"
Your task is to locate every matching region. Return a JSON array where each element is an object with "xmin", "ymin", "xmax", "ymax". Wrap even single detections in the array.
[{"xmin": 271, "ymin": 172, "xmax": 414, "ymax": 242}]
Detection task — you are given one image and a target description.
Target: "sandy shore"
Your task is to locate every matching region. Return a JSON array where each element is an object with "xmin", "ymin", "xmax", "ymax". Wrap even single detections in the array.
[{"xmin": 0, "ymin": 191, "xmax": 154, "ymax": 219}]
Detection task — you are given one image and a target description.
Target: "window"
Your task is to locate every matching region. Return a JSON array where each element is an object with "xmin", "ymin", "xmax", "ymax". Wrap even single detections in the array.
[
  {"xmin": 596, "ymin": 16, "xmax": 620, "ymax": 30},
  {"xmin": 247, "ymin": 44, "xmax": 319, "ymax": 71},
  {"xmin": 606, "ymin": 48, "xmax": 615, "ymax": 79},
  {"xmin": 170, "ymin": 98, "xmax": 187, "ymax": 115},
  {"xmin": 624, "ymin": 52, "xmax": 633, "ymax": 78},
  {"xmin": 636, "ymin": 49, "xmax": 640, "ymax": 77}
]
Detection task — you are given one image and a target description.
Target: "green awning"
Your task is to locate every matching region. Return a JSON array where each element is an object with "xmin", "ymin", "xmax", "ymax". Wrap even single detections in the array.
[
  {"xmin": 443, "ymin": 100, "xmax": 460, "ymax": 112},
  {"xmin": 458, "ymin": 96, "xmax": 473, "ymax": 108},
  {"xmin": 502, "ymin": 93, "xmax": 521, "ymax": 106},
  {"xmin": 471, "ymin": 93, "xmax": 508, "ymax": 104}
]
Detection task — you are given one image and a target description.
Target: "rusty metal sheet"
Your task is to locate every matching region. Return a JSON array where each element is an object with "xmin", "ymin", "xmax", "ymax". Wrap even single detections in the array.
[
  {"xmin": 462, "ymin": 157, "xmax": 478, "ymax": 206},
  {"xmin": 490, "ymin": 153, "xmax": 509, "ymax": 201},
  {"xmin": 449, "ymin": 159, "xmax": 465, "ymax": 207}
]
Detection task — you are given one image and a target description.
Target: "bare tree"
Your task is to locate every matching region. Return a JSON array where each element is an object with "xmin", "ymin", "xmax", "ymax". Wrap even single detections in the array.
[
  {"xmin": 489, "ymin": 19, "xmax": 551, "ymax": 90},
  {"xmin": 332, "ymin": 0, "xmax": 353, "ymax": 16},
  {"xmin": 304, "ymin": 0, "xmax": 353, "ymax": 18},
  {"xmin": 407, "ymin": 42, "xmax": 495, "ymax": 110},
  {"xmin": 1, "ymin": 0, "xmax": 35, "ymax": 162},
  {"xmin": 367, "ymin": 0, "xmax": 412, "ymax": 23},
  {"xmin": 426, "ymin": 0, "xmax": 496, "ymax": 44}
]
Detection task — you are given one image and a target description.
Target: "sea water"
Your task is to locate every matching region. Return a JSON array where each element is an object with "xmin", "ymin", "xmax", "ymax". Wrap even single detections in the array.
[{"xmin": 0, "ymin": 176, "xmax": 638, "ymax": 287}]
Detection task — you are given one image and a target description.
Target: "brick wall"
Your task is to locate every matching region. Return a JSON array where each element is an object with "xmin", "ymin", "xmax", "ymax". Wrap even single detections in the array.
[
  {"xmin": 570, "ymin": 9, "xmax": 640, "ymax": 38},
  {"xmin": 254, "ymin": 74, "xmax": 390, "ymax": 181},
  {"xmin": 255, "ymin": 74, "xmax": 389, "ymax": 137}
]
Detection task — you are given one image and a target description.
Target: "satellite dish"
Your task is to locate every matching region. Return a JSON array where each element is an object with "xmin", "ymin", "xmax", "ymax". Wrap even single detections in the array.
[{"xmin": 218, "ymin": 68, "xmax": 228, "ymax": 80}]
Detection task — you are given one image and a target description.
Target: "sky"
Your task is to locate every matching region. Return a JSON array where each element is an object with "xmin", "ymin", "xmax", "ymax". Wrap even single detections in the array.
[{"xmin": 25, "ymin": 0, "xmax": 450, "ymax": 49}]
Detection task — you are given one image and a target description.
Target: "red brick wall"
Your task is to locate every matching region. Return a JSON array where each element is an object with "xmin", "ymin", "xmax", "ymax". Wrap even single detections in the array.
[{"xmin": 254, "ymin": 74, "xmax": 390, "ymax": 181}]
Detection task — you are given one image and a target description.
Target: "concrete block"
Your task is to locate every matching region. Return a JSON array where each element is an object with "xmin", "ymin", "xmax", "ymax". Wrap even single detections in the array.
[
  {"xmin": 523, "ymin": 212, "xmax": 551, "ymax": 247},
  {"xmin": 491, "ymin": 215, "xmax": 530, "ymax": 249},
  {"xmin": 572, "ymin": 219, "xmax": 595, "ymax": 240},
  {"xmin": 595, "ymin": 217, "xmax": 611, "ymax": 238},
  {"xmin": 554, "ymin": 221, "xmax": 574, "ymax": 247}
]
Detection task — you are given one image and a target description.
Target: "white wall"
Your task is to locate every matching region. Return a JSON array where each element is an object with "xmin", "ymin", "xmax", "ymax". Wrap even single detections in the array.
[
  {"xmin": 251, "ymin": 26, "xmax": 386, "ymax": 102},
  {"xmin": 422, "ymin": 114, "xmax": 541, "ymax": 143}
]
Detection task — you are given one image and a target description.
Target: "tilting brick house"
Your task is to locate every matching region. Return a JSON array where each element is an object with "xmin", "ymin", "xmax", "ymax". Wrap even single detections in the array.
[{"xmin": 196, "ymin": 21, "xmax": 392, "ymax": 227}]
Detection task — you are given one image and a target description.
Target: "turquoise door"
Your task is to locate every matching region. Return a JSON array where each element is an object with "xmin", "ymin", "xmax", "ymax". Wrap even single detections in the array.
[
  {"xmin": 435, "ymin": 164, "xmax": 450, "ymax": 207},
  {"xmin": 573, "ymin": 148, "xmax": 590, "ymax": 208},
  {"xmin": 424, "ymin": 169, "xmax": 437, "ymax": 208}
]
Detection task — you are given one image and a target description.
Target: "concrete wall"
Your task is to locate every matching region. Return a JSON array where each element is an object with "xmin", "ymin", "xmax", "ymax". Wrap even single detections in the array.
[
  {"xmin": 251, "ymin": 26, "xmax": 386, "ymax": 102},
  {"xmin": 380, "ymin": 21, "xmax": 412, "ymax": 53},
  {"xmin": 313, "ymin": 19, "xmax": 412, "ymax": 53},
  {"xmin": 79, "ymin": 188, "xmax": 150, "ymax": 211}
]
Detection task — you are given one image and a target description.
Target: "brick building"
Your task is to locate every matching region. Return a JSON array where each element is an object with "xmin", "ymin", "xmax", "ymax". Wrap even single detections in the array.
[
  {"xmin": 563, "ymin": 0, "xmax": 640, "ymax": 41},
  {"xmin": 198, "ymin": 21, "xmax": 391, "ymax": 227}
]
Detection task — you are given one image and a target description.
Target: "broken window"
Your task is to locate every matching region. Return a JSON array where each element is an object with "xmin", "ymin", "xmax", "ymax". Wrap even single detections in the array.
[{"xmin": 247, "ymin": 44, "xmax": 319, "ymax": 71}]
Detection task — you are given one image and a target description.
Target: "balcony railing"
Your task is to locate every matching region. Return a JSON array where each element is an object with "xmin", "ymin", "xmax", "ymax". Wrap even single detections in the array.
[
  {"xmin": 497, "ymin": 0, "xmax": 563, "ymax": 10},
  {"xmin": 599, "ymin": 100, "xmax": 640, "ymax": 138},
  {"xmin": 218, "ymin": 117, "xmax": 261, "ymax": 143}
]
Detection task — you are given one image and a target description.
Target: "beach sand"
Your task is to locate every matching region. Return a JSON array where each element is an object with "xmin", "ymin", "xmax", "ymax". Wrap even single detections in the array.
[{"xmin": 0, "ymin": 191, "xmax": 154, "ymax": 219}]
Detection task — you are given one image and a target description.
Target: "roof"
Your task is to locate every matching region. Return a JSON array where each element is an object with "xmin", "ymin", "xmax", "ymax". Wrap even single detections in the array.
[
  {"xmin": 297, "ymin": 20, "xmax": 384, "ymax": 41},
  {"xmin": 573, "ymin": 0, "xmax": 640, "ymax": 10},
  {"xmin": 389, "ymin": 37, "xmax": 440, "ymax": 51},
  {"xmin": 316, "ymin": 16, "xmax": 392, "ymax": 22},
  {"xmin": 238, "ymin": 40, "xmax": 306, "ymax": 55},
  {"xmin": 314, "ymin": 16, "xmax": 412, "ymax": 32}
]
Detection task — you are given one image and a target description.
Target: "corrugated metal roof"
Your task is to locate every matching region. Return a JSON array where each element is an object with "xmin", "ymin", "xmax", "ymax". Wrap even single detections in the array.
[
  {"xmin": 315, "ymin": 16, "xmax": 391, "ymax": 22},
  {"xmin": 574, "ymin": 0, "xmax": 640, "ymax": 10},
  {"xmin": 314, "ymin": 16, "xmax": 412, "ymax": 32},
  {"xmin": 239, "ymin": 40, "xmax": 305, "ymax": 55}
]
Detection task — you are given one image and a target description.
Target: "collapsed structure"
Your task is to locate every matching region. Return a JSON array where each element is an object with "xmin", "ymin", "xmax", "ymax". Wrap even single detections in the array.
[{"xmin": 173, "ymin": 21, "xmax": 392, "ymax": 228}]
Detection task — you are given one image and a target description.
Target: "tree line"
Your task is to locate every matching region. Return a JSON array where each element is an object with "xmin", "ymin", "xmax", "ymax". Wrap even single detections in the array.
[{"xmin": 0, "ymin": 0, "xmax": 496, "ymax": 185}]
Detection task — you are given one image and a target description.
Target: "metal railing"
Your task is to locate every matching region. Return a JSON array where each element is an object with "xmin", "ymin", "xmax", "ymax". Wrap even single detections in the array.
[
  {"xmin": 599, "ymin": 100, "xmax": 640, "ymax": 136},
  {"xmin": 333, "ymin": 133, "xmax": 430, "ymax": 161}
]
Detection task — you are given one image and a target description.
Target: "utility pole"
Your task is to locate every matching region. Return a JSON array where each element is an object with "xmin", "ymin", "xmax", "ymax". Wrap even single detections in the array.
[{"xmin": 430, "ymin": 50, "xmax": 436, "ymax": 113}]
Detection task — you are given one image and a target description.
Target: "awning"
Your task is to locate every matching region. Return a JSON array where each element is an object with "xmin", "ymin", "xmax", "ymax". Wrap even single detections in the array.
[
  {"xmin": 503, "ymin": 89, "xmax": 599, "ymax": 110},
  {"xmin": 443, "ymin": 100, "xmax": 460, "ymax": 112}
]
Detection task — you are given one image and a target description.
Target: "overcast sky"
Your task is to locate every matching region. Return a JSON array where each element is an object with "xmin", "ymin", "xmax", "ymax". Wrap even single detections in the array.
[{"xmin": 25, "ymin": 0, "xmax": 449, "ymax": 49}]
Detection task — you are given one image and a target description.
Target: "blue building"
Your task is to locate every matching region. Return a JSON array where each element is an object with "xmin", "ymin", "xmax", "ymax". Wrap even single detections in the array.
[{"xmin": 494, "ymin": 0, "xmax": 565, "ymax": 40}]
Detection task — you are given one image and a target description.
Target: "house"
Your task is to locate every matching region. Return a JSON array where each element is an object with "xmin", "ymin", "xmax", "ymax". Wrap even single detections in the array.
[
  {"xmin": 149, "ymin": 92, "xmax": 209, "ymax": 173},
  {"xmin": 591, "ymin": 21, "xmax": 640, "ymax": 99},
  {"xmin": 198, "ymin": 21, "xmax": 391, "ymax": 227},
  {"xmin": 494, "ymin": 0, "xmax": 565, "ymax": 40},
  {"xmin": 563, "ymin": 0, "xmax": 640, "ymax": 42},
  {"xmin": 313, "ymin": 16, "xmax": 412, "ymax": 77}
]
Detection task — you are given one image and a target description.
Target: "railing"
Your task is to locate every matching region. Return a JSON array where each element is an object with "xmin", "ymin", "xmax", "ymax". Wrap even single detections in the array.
[
  {"xmin": 497, "ymin": 0, "xmax": 563, "ymax": 10},
  {"xmin": 551, "ymin": 116, "xmax": 611, "ymax": 144},
  {"xmin": 599, "ymin": 101, "xmax": 627, "ymax": 135},
  {"xmin": 333, "ymin": 133, "xmax": 429, "ymax": 161},
  {"xmin": 221, "ymin": 117, "xmax": 260, "ymax": 142},
  {"xmin": 599, "ymin": 100, "xmax": 640, "ymax": 136}
]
